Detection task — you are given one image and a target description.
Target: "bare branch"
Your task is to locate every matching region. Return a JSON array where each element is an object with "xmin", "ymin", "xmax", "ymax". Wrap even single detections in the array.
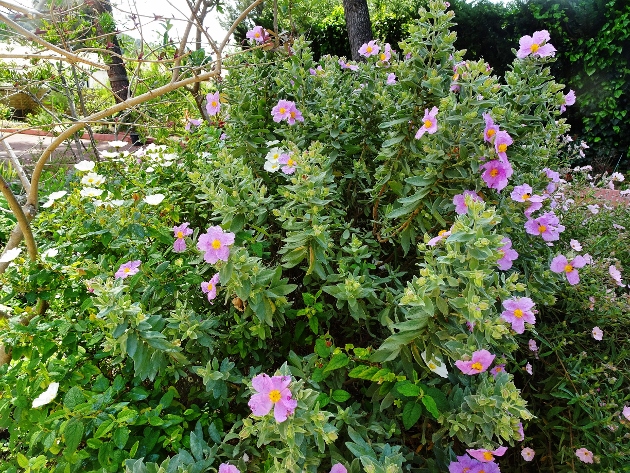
[
  {"xmin": 0, "ymin": 132, "xmax": 30, "ymax": 194},
  {"xmin": 0, "ymin": 175, "xmax": 36, "ymax": 263},
  {"xmin": 0, "ymin": 0, "xmax": 47, "ymax": 18}
]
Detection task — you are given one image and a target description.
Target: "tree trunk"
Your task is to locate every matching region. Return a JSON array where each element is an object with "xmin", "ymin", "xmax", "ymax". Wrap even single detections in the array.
[{"xmin": 342, "ymin": 0, "xmax": 373, "ymax": 61}]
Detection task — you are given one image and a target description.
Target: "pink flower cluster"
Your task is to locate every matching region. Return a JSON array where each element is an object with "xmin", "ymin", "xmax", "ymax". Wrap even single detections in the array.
[
  {"xmin": 448, "ymin": 449, "xmax": 506, "ymax": 473},
  {"xmin": 271, "ymin": 99, "xmax": 304, "ymax": 125},
  {"xmin": 480, "ymin": 113, "xmax": 514, "ymax": 191}
]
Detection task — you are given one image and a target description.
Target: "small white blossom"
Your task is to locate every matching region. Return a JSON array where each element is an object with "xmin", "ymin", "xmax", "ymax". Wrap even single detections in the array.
[
  {"xmin": 41, "ymin": 248, "xmax": 59, "ymax": 259},
  {"xmin": 108, "ymin": 140, "xmax": 128, "ymax": 148},
  {"xmin": 74, "ymin": 160, "xmax": 95, "ymax": 172},
  {"xmin": 421, "ymin": 351, "xmax": 448, "ymax": 378},
  {"xmin": 32, "ymin": 382, "xmax": 59, "ymax": 408},
  {"xmin": 80, "ymin": 188, "xmax": 104, "ymax": 198},
  {"xmin": 81, "ymin": 172, "xmax": 106, "ymax": 187},
  {"xmin": 143, "ymin": 194, "xmax": 165, "ymax": 205},
  {"xmin": 0, "ymin": 247, "xmax": 21, "ymax": 263}
]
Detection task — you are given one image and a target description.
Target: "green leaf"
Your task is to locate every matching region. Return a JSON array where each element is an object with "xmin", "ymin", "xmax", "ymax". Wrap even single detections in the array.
[
  {"xmin": 323, "ymin": 353, "xmax": 349, "ymax": 373},
  {"xmin": 315, "ymin": 338, "xmax": 331, "ymax": 358},
  {"xmin": 402, "ymin": 401, "xmax": 423, "ymax": 430},
  {"xmin": 17, "ymin": 452, "xmax": 29, "ymax": 468},
  {"xmin": 331, "ymin": 389, "xmax": 351, "ymax": 402},
  {"xmin": 94, "ymin": 419, "xmax": 114, "ymax": 439},
  {"xmin": 112, "ymin": 426, "xmax": 130, "ymax": 450},
  {"xmin": 396, "ymin": 382, "xmax": 421, "ymax": 397},
  {"xmin": 64, "ymin": 418, "xmax": 84, "ymax": 455},
  {"xmin": 422, "ymin": 395, "xmax": 440, "ymax": 419},
  {"xmin": 63, "ymin": 386, "xmax": 85, "ymax": 410}
]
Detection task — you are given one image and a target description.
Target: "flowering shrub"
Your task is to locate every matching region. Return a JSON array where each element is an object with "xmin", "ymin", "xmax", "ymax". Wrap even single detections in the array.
[{"xmin": 0, "ymin": 1, "xmax": 628, "ymax": 472}]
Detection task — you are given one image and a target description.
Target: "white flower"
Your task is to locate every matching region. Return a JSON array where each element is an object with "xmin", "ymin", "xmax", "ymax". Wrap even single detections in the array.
[
  {"xmin": 145, "ymin": 166, "xmax": 155, "ymax": 173},
  {"xmin": 81, "ymin": 172, "xmax": 106, "ymax": 187},
  {"xmin": 163, "ymin": 153, "xmax": 177, "ymax": 161},
  {"xmin": 100, "ymin": 150, "xmax": 119, "ymax": 159},
  {"xmin": 49, "ymin": 191, "xmax": 68, "ymax": 200},
  {"xmin": 0, "ymin": 247, "xmax": 21, "ymax": 263},
  {"xmin": 41, "ymin": 248, "xmax": 59, "ymax": 259},
  {"xmin": 159, "ymin": 160, "xmax": 174, "ymax": 167},
  {"xmin": 521, "ymin": 447, "xmax": 535, "ymax": 461},
  {"xmin": 74, "ymin": 160, "xmax": 95, "ymax": 172},
  {"xmin": 592, "ymin": 326, "xmax": 603, "ymax": 341},
  {"xmin": 143, "ymin": 194, "xmax": 165, "ymax": 205},
  {"xmin": 80, "ymin": 187, "xmax": 104, "ymax": 198},
  {"xmin": 586, "ymin": 204, "xmax": 599, "ymax": 214},
  {"xmin": 111, "ymin": 200, "xmax": 125, "ymax": 207},
  {"xmin": 620, "ymin": 189, "xmax": 630, "ymax": 196},
  {"xmin": 421, "ymin": 351, "xmax": 448, "ymax": 378},
  {"xmin": 32, "ymin": 382, "xmax": 59, "ymax": 408},
  {"xmin": 570, "ymin": 239, "xmax": 582, "ymax": 251},
  {"xmin": 264, "ymin": 160, "xmax": 280, "ymax": 172},
  {"xmin": 108, "ymin": 140, "xmax": 128, "ymax": 148}
]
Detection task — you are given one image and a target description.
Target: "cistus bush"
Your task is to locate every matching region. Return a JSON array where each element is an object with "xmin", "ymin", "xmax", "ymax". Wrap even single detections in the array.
[{"xmin": 1, "ymin": 1, "xmax": 628, "ymax": 472}]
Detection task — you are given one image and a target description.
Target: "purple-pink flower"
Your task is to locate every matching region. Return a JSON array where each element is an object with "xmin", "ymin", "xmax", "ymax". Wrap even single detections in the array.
[
  {"xmin": 218, "ymin": 464, "xmax": 239, "ymax": 473},
  {"xmin": 386, "ymin": 73, "xmax": 397, "ymax": 85},
  {"xmin": 497, "ymin": 237, "xmax": 519, "ymax": 270},
  {"xmin": 550, "ymin": 254, "xmax": 587, "ymax": 285},
  {"xmin": 560, "ymin": 89, "xmax": 576, "ymax": 113},
  {"xmin": 494, "ymin": 130, "xmax": 513, "ymax": 160},
  {"xmin": 358, "ymin": 40, "xmax": 380, "ymax": 58},
  {"xmin": 467, "ymin": 446, "xmax": 508, "ymax": 463},
  {"xmin": 529, "ymin": 339, "xmax": 538, "ymax": 352},
  {"xmin": 448, "ymin": 455, "xmax": 482, "ymax": 473},
  {"xmin": 483, "ymin": 112, "xmax": 499, "ymax": 143},
  {"xmin": 453, "ymin": 190, "xmax": 482, "ymax": 215},
  {"xmin": 522, "ymin": 447, "xmax": 535, "ymax": 461},
  {"xmin": 524, "ymin": 212, "xmax": 565, "ymax": 241},
  {"xmin": 501, "ymin": 297, "xmax": 536, "ymax": 334},
  {"xmin": 185, "ymin": 118, "xmax": 203, "ymax": 131},
  {"xmin": 339, "ymin": 59, "xmax": 359, "ymax": 71},
  {"xmin": 201, "ymin": 273, "xmax": 220, "ymax": 303},
  {"xmin": 330, "ymin": 464, "xmax": 347, "ymax": 473},
  {"xmin": 490, "ymin": 364, "xmax": 506, "ymax": 378},
  {"xmin": 609, "ymin": 265, "xmax": 624, "ymax": 287},
  {"xmin": 379, "ymin": 43, "xmax": 392, "ymax": 63},
  {"xmin": 278, "ymin": 153, "xmax": 297, "ymax": 174},
  {"xmin": 592, "ymin": 326, "xmax": 603, "ymax": 341},
  {"xmin": 197, "ymin": 226, "xmax": 235, "ymax": 264},
  {"xmin": 415, "ymin": 107, "xmax": 438, "ymax": 139},
  {"xmin": 115, "ymin": 260, "xmax": 141, "ymax": 279},
  {"xmin": 173, "ymin": 222, "xmax": 193, "ymax": 252},
  {"xmin": 543, "ymin": 167, "xmax": 561, "ymax": 182},
  {"xmin": 427, "ymin": 229, "xmax": 451, "ymax": 246},
  {"xmin": 246, "ymin": 25, "xmax": 268, "ymax": 43},
  {"xmin": 455, "ymin": 349, "xmax": 495, "ymax": 375},
  {"xmin": 510, "ymin": 184, "xmax": 544, "ymax": 205},
  {"xmin": 206, "ymin": 91, "xmax": 221, "ymax": 116},
  {"xmin": 248, "ymin": 373, "xmax": 298, "ymax": 423},
  {"xmin": 271, "ymin": 100, "xmax": 303, "ymax": 125},
  {"xmin": 517, "ymin": 30, "xmax": 557, "ymax": 58},
  {"xmin": 575, "ymin": 448, "xmax": 594, "ymax": 464},
  {"xmin": 480, "ymin": 159, "xmax": 512, "ymax": 191}
]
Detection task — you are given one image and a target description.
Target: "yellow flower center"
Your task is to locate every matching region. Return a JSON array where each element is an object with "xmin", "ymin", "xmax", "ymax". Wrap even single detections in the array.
[
  {"xmin": 490, "ymin": 169, "xmax": 499, "ymax": 177},
  {"xmin": 453, "ymin": 73, "xmax": 459, "ymax": 80},
  {"xmin": 287, "ymin": 158, "xmax": 295, "ymax": 167},
  {"xmin": 279, "ymin": 107, "xmax": 286, "ymax": 114},
  {"xmin": 212, "ymin": 239, "xmax": 222, "ymax": 249},
  {"xmin": 177, "ymin": 231, "xmax": 184, "ymax": 238},
  {"xmin": 564, "ymin": 264, "xmax": 573, "ymax": 273},
  {"xmin": 538, "ymin": 224, "xmax": 547, "ymax": 234},
  {"xmin": 380, "ymin": 53, "xmax": 386, "ymax": 61},
  {"xmin": 495, "ymin": 366, "xmax": 503, "ymax": 372},
  {"xmin": 498, "ymin": 143, "xmax": 508, "ymax": 153},
  {"xmin": 531, "ymin": 43, "xmax": 540, "ymax": 53},
  {"xmin": 483, "ymin": 452, "xmax": 494, "ymax": 461},
  {"xmin": 269, "ymin": 389, "xmax": 281, "ymax": 403},
  {"xmin": 429, "ymin": 362, "xmax": 437, "ymax": 369},
  {"xmin": 424, "ymin": 119, "xmax": 433, "ymax": 128},
  {"xmin": 211, "ymin": 101, "xmax": 218, "ymax": 107},
  {"xmin": 514, "ymin": 309, "xmax": 523, "ymax": 318},
  {"xmin": 254, "ymin": 32, "xmax": 260, "ymax": 38},
  {"xmin": 486, "ymin": 128, "xmax": 495, "ymax": 138},
  {"xmin": 207, "ymin": 283, "xmax": 214, "ymax": 291},
  {"xmin": 522, "ymin": 193, "xmax": 531, "ymax": 200},
  {"xmin": 366, "ymin": 46, "xmax": 373, "ymax": 53},
  {"xmin": 123, "ymin": 268, "xmax": 130, "ymax": 273},
  {"xmin": 471, "ymin": 362, "xmax": 483, "ymax": 371},
  {"xmin": 290, "ymin": 111, "xmax": 296, "ymax": 118},
  {"xmin": 438, "ymin": 229, "xmax": 448, "ymax": 236}
]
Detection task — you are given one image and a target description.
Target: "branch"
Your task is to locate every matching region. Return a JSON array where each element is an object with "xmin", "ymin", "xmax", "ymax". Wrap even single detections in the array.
[
  {"xmin": 0, "ymin": 12, "xmax": 108, "ymax": 70},
  {"xmin": 0, "ymin": 175, "xmax": 36, "ymax": 264},
  {"xmin": 0, "ymin": 132, "xmax": 30, "ymax": 194},
  {"xmin": 0, "ymin": 0, "xmax": 47, "ymax": 18},
  {"xmin": 171, "ymin": 0, "xmax": 204, "ymax": 83}
]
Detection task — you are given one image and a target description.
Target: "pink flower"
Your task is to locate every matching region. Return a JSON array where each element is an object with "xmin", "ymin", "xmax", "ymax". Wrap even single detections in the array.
[
  {"xmin": 528, "ymin": 339, "xmax": 538, "ymax": 352},
  {"xmin": 466, "ymin": 446, "xmax": 508, "ymax": 462},
  {"xmin": 427, "ymin": 229, "xmax": 451, "ymax": 246},
  {"xmin": 525, "ymin": 362, "xmax": 533, "ymax": 375},
  {"xmin": 330, "ymin": 464, "xmax": 347, "ymax": 473},
  {"xmin": 338, "ymin": 59, "xmax": 359, "ymax": 71},
  {"xmin": 543, "ymin": 167, "xmax": 561, "ymax": 182},
  {"xmin": 517, "ymin": 422, "xmax": 525, "ymax": 441},
  {"xmin": 501, "ymin": 297, "xmax": 536, "ymax": 334},
  {"xmin": 570, "ymin": 239, "xmax": 582, "ymax": 251},
  {"xmin": 490, "ymin": 364, "xmax": 506, "ymax": 378},
  {"xmin": 115, "ymin": 260, "xmax": 141, "ymax": 279},
  {"xmin": 480, "ymin": 159, "xmax": 512, "ymax": 191},
  {"xmin": 246, "ymin": 25, "xmax": 268, "ymax": 43},
  {"xmin": 248, "ymin": 373, "xmax": 298, "ymax": 422},
  {"xmin": 622, "ymin": 406, "xmax": 630, "ymax": 421},
  {"xmin": 173, "ymin": 222, "xmax": 193, "ymax": 252},
  {"xmin": 560, "ymin": 89, "xmax": 576, "ymax": 113},
  {"xmin": 517, "ymin": 30, "xmax": 556, "ymax": 58},
  {"xmin": 206, "ymin": 91, "xmax": 221, "ymax": 116},
  {"xmin": 448, "ymin": 455, "xmax": 479, "ymax": 473},
  {"xmin": 609, "ymin": 265, "xmax": 624, "ymax": 287},
  {"xmin": 415, "ymin": 106, "xmax": 438, "ymax": 139},
  {"xmin": 201, "ymin": 273, "xmax": 220, "ymax": 303},
  {"xmin": 592, "ymin": 326, "xmax": 603, "ymax": 341},
  {"xmin": 453, "ymin": 190, "xmax": 482, "ymax": 214},
  {"xmin": 185, "ymin": 118, "xmax": 203, "ymax": 131},
  {"xmin": 278, "ymin": 153, "xmax": 297, "ymax": 174},
  {"xmin": 358, "ymin": 40, "xmax": 380, "ymax": 58},
  {"xmin": 386, "ymin": 73, "xmax": 397, "ymax": 85},
  {"xmin": 524, "ymin": 212, "xmax": 565, "ymax": 241},
  {"xmin": 587, "ymin": 204, "xmax": 600, "ymax": 214},
  {"xmin": 550, "ymin": 254, "xmax": 587, "ymax": 285},
  {"xmin": 379, "ymin": 43, "xmax": 392, "ymax": 63},
  {"xmin": 455, "ymin": 349, "xmax": 495, "ymax": 375},
  {"xmin": 510, "ymin": 184, "xmax": 544, "ymax": 205},
  {"xmin": 575, "ymin": 448, "xmax": 594, "ymax": 464},
  {"xmin": 521, "ymin": 447, "xmax": 535, "ymax": 461},
  {"xmin": 497, "ymin": 237, "xmax": 519, "ymax": 270},
  {"xmin": 218, "ymin": 464, "xmax": 240, "ymax": 473},
  {"xmin": 482, "ymin": 113, "xmax": 499, "ymax": 143},
  {"xmin": 271, "ymin": 100, "xmax": 303, "ymax": 125},
  {"xmin": 494, "ymin": 130, "xmax": 513, "ymax": 160},
  {"xmin": 309, "ymin": 65, "xmax": 323, "ymax": 75},
  {"xmin": 197, "ymin": 226, "xmax": 235, "ymax": 264}
]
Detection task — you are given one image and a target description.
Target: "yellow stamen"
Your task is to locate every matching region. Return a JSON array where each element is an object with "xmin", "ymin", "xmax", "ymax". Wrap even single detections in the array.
[
  {"xmin": 269, "ymin": 389, "xmax": 281, "ymax": 403},
  {"xmin": 211, "ymin": 239, "xmax": 222, "ymax": 249},
  {"xmin": 514, "ymin": 309, "xmax": 523, "ymax": 318},
  {"xmin": 424, "ymin": 119, "xmax": 433, "ymax": 128},
  {"xmin": 211, "ymin": 101, "xmax": 218, "ymax": 107},
  {"xmin": 471, "ymin": 362, "xmax": 483, "ymax": 371},
  {"xmin": 177, "ymin": 231, "xmax": 184, "ymax": 238},
  {"xmin": 482, "ymin": 451, "xmax": 494, "ymax": 461},
  {"xmin": 498, "ymin": 143, "xmax": 508, "ymax": 153},
  {"xmin": 490, "ymin": 169, "xmax": 499, "ymax": 177},
  {"xmin": 279, "ymin": 107, "xmax": 286, "ymax": 114},
  {"xmin": 486, "ymin": 128, "xmax": 496, "ymax": 138},
  {"xmin": 522, "ymin": 193, "xmax": 531, "ymax": 200},
  {"xmin": 538, "ymin": 224, "xmax": 547, "ymax": 234},
  {"xmin": 287, "ymin": 158, "xmax": 295, "ymax": 167},
  {"xmin": 366, "ymin": 46, "xmax": 373, "ymax": 53},
  {"xmin": 531, "ymin": 43, "xmax": 540, "ymax": 53},
  {"xmin": 438, "ymin": 229, "xmax": 448, "ymax": 236},
  {"xmin": 564, "ymin": 264, "xmax": 573, "ymax": 273},
  {"xmin": 123, "ymin": 268, "xmax": 130, "ymax": 273}
]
